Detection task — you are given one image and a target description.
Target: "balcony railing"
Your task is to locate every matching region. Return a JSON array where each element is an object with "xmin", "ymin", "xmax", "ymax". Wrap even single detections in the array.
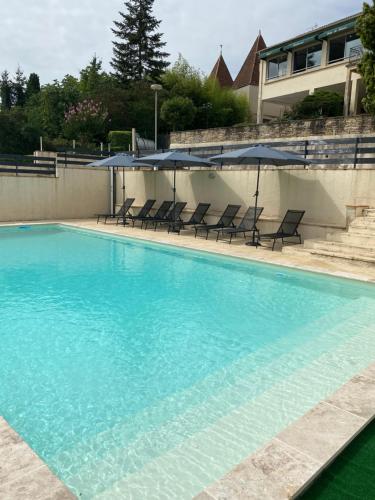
[{"xmin": 349, "ymin": 45, "xmax": 364, "ymax": 63}]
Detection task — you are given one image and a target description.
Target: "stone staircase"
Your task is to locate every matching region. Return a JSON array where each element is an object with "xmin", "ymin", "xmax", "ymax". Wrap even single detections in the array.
[{"xmin": 283, "ymin": 208, "xmax": 375, "ymax": 265}]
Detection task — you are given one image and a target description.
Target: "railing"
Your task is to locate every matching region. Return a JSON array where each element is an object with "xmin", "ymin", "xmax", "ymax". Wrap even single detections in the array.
[
  {"xmin": 349, "ymin": 45, "xmax": 364, "ymax": 63},
  {"xmin": 0, "ymin": 154, "xmax": 57, "ymax": 176},
  {"xmin": 170, "ymin": 136, "xmax": 375, "ymax": 169}
]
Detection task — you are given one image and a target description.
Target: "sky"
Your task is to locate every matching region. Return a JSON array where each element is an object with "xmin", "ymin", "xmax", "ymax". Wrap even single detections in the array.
[{"xmin": 0, "ymin": 0, "xmax": 363, "ymax": 84}]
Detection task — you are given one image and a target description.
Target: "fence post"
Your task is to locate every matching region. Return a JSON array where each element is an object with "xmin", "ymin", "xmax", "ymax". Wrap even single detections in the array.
[
  {"xmin": 353, "ymin": 137, "xmax": 359, "ymax": 168},
  {"xmin": 55, "ymin": 156, "xmax": 59, "ymax": 178}
]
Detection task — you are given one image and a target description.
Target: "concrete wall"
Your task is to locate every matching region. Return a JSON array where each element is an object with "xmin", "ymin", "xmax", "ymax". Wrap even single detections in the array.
[
  {"xmin": 117, "ymin": 167, "xmax": 375, "ymax": 240},
  {"xmin": 0, "ymin": 166, "xmax": 110, "ymax": 222},
  {"xmin": 170, "ymin": 115, "xmax": 375, "ymax": 147}
]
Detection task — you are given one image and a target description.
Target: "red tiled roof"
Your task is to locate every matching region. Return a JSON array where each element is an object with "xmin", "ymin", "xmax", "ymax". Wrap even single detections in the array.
[
  {"xmin": 233, "ymin": 33, "xmax": 266, "ymax": 89},
  {"xmin": 209, "ymin": 54, "xmax": 234, "ymax": 87}
]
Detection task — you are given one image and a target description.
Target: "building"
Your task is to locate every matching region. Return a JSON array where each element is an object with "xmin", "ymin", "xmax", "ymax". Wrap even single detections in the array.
[
  {"xmin": 256, "ymin": 13, "xmax": 364, "ymax": 123},
  {"xmin": 209, "ymin": 52, "xmax": 234, "ymax": 87}
]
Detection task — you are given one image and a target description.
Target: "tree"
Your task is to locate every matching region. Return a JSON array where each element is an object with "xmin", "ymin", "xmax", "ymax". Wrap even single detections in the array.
[
  {"xmin": 357, "ymin": 1, "xmax": 375, "ymax": 114},
  {"xmin": 284, "ymin": 90, "xmax": 344, "ymax": 120},
  {"xmin": 161, "ymin": 96, "xmax": 196, "ymax": 131},
  {"xmin": 111, "ymin": 0, "xmax": 169, "ymax": 83},
  {"xmin": 0, "ymin": 108, "xmax": 39, "ymax": 154},
  {"xmin": 80, "ymin": 56, "xmax": 110, "ymax": 95},
  {"xmin": 13, "ymin": 66, "xmax": 27, "ymax": 107},
  {"xmin": 62, "ymin": 99, "xmax": 109, "ymax": 144},
  {"xmin": 160, "ymin": 55, "xmax": 249, "ymax": 130},
  {"xmin": 25, "ymin": 73, "xmax": 41, "ymax": 102},
  {"xmin": 0, "ymin": 71, "xmax": 13, "ymax": 110}
]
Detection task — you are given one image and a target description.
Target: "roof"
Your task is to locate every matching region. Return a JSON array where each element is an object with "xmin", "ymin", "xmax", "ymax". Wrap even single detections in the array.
[
  {"xmin": 209, "ymin": 54, "xmax": 234, "ymax": 87},
  {"xmin": 233, "ymin": 32, "xmax": 266, "ymax": 89},
  {"xmin": 259, "ymin": 12, "xmax": 360, "ymax": 59}
]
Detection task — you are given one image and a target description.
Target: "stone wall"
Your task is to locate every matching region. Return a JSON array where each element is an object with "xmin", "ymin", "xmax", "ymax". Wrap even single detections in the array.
[{"xmin": 170, "ymin": 115, "xmax": 375, "ymax": 147}]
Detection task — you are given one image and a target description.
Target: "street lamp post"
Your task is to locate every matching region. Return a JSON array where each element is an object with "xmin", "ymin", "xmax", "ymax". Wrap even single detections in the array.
[{"xmin": 151, "ymin": 84, "xmax": 162, "ymax": 150}]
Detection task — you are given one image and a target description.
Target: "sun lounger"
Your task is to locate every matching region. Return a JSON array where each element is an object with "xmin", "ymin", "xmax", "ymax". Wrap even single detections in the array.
[
  {"xmin": 168, "ymin": 202, "xmax": 211, "ymax": 234},
  {"xmin": 96, "ymin": 198, "xmax": 135, "ymax": 224},
  {"xmin": 214, "ymin": 206, "xmax": 264, "ymax": 243},
  {"xmin": 145, "ymin": 202, "xmax": 187, "ymax": 230},
  {"xmin": 194, "ymin": 204, "xmax": 241, "ymax": 239},
  {"xmin": 259, "ymin": 209, "xmax": 305, "ymax": 250},
  {"xmin": 122, "ymin": 199, "xmax": 156, "ymax": 226}
]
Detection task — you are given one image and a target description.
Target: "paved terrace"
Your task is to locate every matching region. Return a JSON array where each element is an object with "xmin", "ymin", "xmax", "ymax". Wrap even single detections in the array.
[{"xmin": 1, "ymin": 218, "xmax": 375, "ymax": 499}]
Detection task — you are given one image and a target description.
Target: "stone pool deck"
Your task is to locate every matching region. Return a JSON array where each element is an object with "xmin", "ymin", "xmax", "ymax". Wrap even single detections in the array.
[
  {"xmin": 1, "ymin": 218, "xmax": 375, "ymax": 499},
  {"xmin": 0, "ymin": 417, "xmax": 74, "ymax": 499}
]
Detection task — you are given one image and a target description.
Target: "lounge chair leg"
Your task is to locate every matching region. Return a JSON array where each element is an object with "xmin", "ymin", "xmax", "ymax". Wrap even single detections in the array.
[
  {"xmin": 272, "ymin": 239, "xmax": 276, "ymax": 251},
  {"xmin": 229, "ymin": 234, "xmax": 232, "ymax": 244},
  {"xmin": 206, "ymin": 230, "xmax": 209, "ymax": 240},
  {"xmin": 216, "ymin": 231, "xmax": 219, "ymax": 242}
]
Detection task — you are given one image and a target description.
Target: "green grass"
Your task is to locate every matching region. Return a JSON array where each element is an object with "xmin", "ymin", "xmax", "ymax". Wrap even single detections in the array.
[{"xmin": 299, "ymin": 419, "xmax": 375, "ymax": 499}]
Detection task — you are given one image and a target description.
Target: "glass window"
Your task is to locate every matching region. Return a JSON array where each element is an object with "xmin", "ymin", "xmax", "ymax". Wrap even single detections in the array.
[
  {"xmin": 345, "ymin": 33, "xmax": 361, "ymax": 58},
  {"xmin": 267, "ymin": 55, "xmax": 288, "ymax": 79},
  {"xmin": 307, "ymin": 44, "xmax": 322, "ymax": 68},
  {"xmin": 329, "ymin": 33, "xmax": 363, "ymax": 63},
  {"xmin": 293, "ymin": 43, "xmax": 322, "ymax": 73}
]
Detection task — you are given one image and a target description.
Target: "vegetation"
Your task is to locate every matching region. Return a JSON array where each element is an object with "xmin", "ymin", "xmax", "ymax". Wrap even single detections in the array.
[
  {"xmin": 108, "ymin": 130, "xmax": 133, "ymax": 151},
  {"xmin": 0, "ymin": 1, "xmax": 249, "ymax": 154},
  {"xmin": 283, "ymin": 90, "xmax": 344, "ymax": 120},
  {"xmin": 111, "ymin": 0, "xmax": 169, "ymax": 83},
  {"xmin": 357, "ymin": 1, "xmax": 375, "ymax": 114},
  {"xmin": 160, "ymin": 56, "xmax": 249, "ymax": 130}
]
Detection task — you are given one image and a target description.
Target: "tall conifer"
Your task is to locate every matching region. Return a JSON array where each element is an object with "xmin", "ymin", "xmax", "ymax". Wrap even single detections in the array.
[{"xmin": 111, "ymin": 0, "xmax": 169, "ymax": 83}]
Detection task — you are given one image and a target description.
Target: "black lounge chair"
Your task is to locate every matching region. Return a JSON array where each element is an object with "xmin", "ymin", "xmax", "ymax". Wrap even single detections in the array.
[
  {"xmin": 214, "ymin": 206, "xmax": 264, "ymax": 243},
  {"xmin": 168, "ymin": 202, "xmax": 211, "ymax": 233},
  {"xmin": 121, "ymin": 199, "xmax": 156, "ymax": 226},
  {"xmin": 96, "ymin": 198, "xmax": 135, "ymax": 224},
  {"xmin": 259, "ymin": 209, "xmax": 305, "ymax": 250},
  {"xmin": 138, "ymin": 201, "xmax": 173, "ymax": 228},
  {"xmin": 195, "ymin": 204, "xmax": 241, "ymax": 239},
  {"xmin": 145, "ymin": 202, "xmax": 187, "ymax": 230}
]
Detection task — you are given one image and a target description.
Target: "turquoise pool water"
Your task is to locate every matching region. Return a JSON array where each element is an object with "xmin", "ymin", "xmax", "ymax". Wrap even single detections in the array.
[{"xmin": 1, "ymin": 224, "xmax": 375, "ymax": 499}]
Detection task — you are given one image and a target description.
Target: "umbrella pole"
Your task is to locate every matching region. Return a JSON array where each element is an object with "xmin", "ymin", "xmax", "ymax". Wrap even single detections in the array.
[
  {"xmin": 122, "ymin": 167, "xmax": 125, "ymax": 204},
  {"xmin": 247, "ymin": 158, "xmax": 261, "ymax": 247},
  {"xmin": 173, "ymin": 163, "xmax": 177, "ymax": 228}
]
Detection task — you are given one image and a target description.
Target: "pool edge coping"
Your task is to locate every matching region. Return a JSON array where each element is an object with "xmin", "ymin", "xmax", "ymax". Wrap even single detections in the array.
[{"xmin": 194, "ymin": 364, "xmax": 375, "ymax": 500}]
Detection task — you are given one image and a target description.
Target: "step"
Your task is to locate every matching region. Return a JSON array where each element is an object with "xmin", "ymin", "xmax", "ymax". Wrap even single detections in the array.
[
  {"xmin": 283, "ymin": 245, "xmax": 375, "ymax": 268},
  {"xmin": 304, "ymin": 239, "xmax": 375, "ymax": 256},
  {"xmin": 307, "ymin": 248, "xmax": 375, "ymax": 264},
  {"xmin": 348, "ymin": 226, "xmax": 375, "ymax": 237},
  {"xmin": 327, "ymin": 231, "xmax": 375, "ymax": 249},
  {"xmin": 94, "ymin": 301, "xmax": 375, "ymax": 499},
  {"xmin": 350, "ymin": 217, "xmax": 375, "ymax": 230},
  {"xmin": 363, "ymin": 208, "xmax": 375, "ymax": 218},
  {"xmin": 52, "ymin": 301, "xmax": 375, "ymax": 498}
]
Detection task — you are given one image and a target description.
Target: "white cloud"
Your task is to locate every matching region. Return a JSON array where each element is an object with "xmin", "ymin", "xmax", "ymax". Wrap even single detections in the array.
[{"xmin": 0, "ymin": 0, "xmax": 362, "ymax": 83}]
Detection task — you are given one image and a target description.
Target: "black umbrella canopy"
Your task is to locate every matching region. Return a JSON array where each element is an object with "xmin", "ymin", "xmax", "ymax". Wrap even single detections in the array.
[
  {"xmin": 88, "ymin": 153, "xmax": 152, "ymax": 168},
  {"xmin": 133, "ymin": 150, "xmax": 217, "ymax": 168},
  {"xmin": 133, "ymin": 151, "xmax": 217, "ymax": 231},
  {"xmin": 210, "ymin": 144, "xmax": 310, "ymax": 247},
  {"xmin": 88, "ymin": 153, "xmax": 152, "ymax": 205},
  {"xmin": 210, "ymin": 144, "xmax": 310, "ymax": 166}
]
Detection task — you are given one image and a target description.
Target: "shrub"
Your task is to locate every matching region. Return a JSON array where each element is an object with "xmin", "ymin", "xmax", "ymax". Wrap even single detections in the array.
[
  {"xmin": 108, "ymin": 130, "xmax": 132, "ymax": 151},
  {"xmin": 160, "ymin": 96, "xmax": 197, "ymax": 131},
  {"xmin": 285, "ymin": 90, "xmax": 344, "ymax": 120},
  {"xmin": 62, "ymin": 99, "xmax": 108, "ymax": 144}
]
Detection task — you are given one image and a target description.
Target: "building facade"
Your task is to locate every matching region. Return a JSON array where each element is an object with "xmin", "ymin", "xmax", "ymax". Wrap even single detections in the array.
[{"xmin": 256, "ymin": 13, "xmax": 364, "ymax": 123}]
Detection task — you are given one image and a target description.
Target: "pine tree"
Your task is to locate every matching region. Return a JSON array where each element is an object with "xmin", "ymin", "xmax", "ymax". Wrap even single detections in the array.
[
  {"xmin": 111, "ymin": 0, "xmax": 169, "ymax": 83},
  {"xmin": 0, "ymin": 71, "xmax": 13, "ymax": 110},
  {"xmin": 357, "ymin": 1, "xmax": 375, "ymax": 114},
  {"xmin": 13, "ymin": 66, "xmax": 27, "ymax": 106},
  {"xmin": 25, "ymin": 73, "xmax": 41, "ymax": 102}
]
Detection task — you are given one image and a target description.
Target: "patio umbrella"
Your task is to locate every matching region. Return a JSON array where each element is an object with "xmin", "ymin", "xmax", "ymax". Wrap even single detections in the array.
[
  {"xmin": 133, "ymin": 151, "xmax": 217, "ymax": 230},
  {"xmin": 210, "ymin": 145, "xmax": 310, "ymax": 246},
  {"xmin": 88, "ymin": 153, "xmax": 152, "ymax": 203}
]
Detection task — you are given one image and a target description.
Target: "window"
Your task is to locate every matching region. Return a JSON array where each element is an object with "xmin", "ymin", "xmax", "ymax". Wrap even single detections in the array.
[
  {"xmin": 267, "ymin": 55, "xmax": 288, "ymax": 79},
  {"xmin": 293, "ymin": 44, "xmax": 322, "ymax": 73},
  {"xmin": 329, "ymin": 33, "xmax": 362, "ymax": 63}
]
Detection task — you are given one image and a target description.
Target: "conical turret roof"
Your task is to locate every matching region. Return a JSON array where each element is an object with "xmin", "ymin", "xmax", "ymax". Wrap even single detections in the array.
[
  {"xmin": 233, "ymin": 32, "xmax": 266, "ymax": 89},
  {"xmin": 209, "ymin": 54, "xmax": 234, "ymax": 87}
]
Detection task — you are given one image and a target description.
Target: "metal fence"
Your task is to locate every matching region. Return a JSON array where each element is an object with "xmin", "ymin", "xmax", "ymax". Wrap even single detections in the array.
[
  {"xmin": 169, "ymin": 136, "xmax": 375, "ymax": 168},
  {"xmin": 0, "ymin": 153, "xmax": 57, "ymax": 176}
]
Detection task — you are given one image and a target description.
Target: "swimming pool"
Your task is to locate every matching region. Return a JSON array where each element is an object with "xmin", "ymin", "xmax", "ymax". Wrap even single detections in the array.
[{"xmin": 1, "ymin": 223, "xmax": 375, "ymax": 499}]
